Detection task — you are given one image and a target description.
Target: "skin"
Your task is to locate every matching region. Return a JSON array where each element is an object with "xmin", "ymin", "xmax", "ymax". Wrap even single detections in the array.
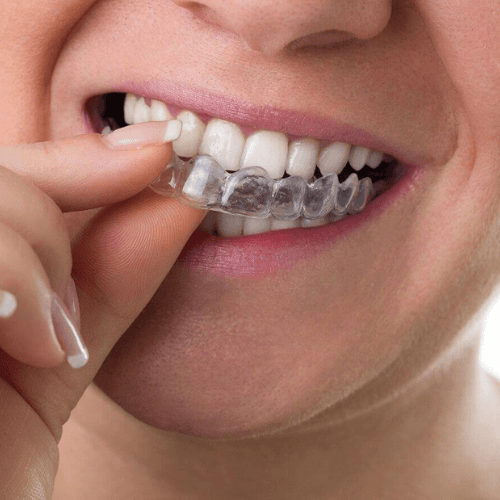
[{"xmin": 0, "ymin": 0, "xmax": 499, "ymax": 498}]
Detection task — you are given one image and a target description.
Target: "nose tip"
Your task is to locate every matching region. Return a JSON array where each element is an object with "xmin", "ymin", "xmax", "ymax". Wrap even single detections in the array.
[{"xmin": 173, "ymin": 0, "xmax": 392, "ymax": 56}]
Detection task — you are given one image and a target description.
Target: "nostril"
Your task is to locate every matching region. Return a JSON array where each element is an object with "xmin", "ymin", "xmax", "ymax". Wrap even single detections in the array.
[
  {"xmin": 286, "ymin": 30, "xmax": 354, "ymax": 53},
  {"xmin": 172, "ymin": 0, "xmax": 391, "ymax": 55}
]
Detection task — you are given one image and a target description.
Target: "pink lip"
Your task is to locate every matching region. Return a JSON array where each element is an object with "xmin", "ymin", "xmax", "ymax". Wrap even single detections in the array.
[
  {"xmin": 105, "ymin": 79, "xmax": 425, "ymax": 166},
  {"xmin": 177, "ymin": 166, "xmax": 423, "ymax": 278}
]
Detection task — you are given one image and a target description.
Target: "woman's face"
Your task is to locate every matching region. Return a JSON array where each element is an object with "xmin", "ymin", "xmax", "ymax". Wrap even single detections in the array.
[{"xmin": 2, "ymin": 0, "xmax": 500, "ymax": 438}]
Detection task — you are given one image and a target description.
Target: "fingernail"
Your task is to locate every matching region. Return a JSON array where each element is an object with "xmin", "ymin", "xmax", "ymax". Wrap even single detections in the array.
[
  {"xmin": 63, "ymin": 277, "xmax": 81, "ymax": 332},
  {"xmin": 51, "ymin": 292, "xmax": 89, "ymax": 369},
  {"xmin": 102, "ymin": 120, "xmax": 182, "ymax": 150},
  {"xmin": 0, "ymin": 290, "xmax": 17, "ymax": 318}
]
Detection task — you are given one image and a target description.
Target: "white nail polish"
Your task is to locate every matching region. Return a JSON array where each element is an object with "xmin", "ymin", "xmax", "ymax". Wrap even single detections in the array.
[
  {"xmin": 51, "ymin": 293, "xmax": 89, "ymax": 369},
  {"xmin": 103, "ymin": 120, "xmax": 182, "ymax": 150},
  {"xmin": 0, "ymin": 290, "xmax": 17, "ymax": 318}
]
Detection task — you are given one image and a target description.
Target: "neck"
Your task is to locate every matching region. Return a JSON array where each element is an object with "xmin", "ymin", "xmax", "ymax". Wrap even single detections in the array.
[{"xmin": 54, "ymin": 328, "xmax": 500, "ymax": 500}]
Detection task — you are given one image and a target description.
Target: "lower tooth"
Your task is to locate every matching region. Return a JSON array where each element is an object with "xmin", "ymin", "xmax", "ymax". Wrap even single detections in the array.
[
  {"xmin": 328, "ymin": 212, "xmax": 347, "ymax": 222},
  {"xmin": 270, "ymin": 218, "xmax": 301, "ymax": 231},
  {"xmin": 301, "ymin": 217, "xmax": 328, "ymax": 228},
  {"xmin": 243, "ymin": 217, "xmax": 272, "ymax": 235},
  {"xmin": 217, "ymin": 212, "xmax": 244, "ymax": 238}
]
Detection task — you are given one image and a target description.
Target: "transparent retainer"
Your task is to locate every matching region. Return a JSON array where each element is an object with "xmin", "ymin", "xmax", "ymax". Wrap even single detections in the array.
[{"xmin": 149, "ymin": 154, "xmax": 376, "ymax": 221}]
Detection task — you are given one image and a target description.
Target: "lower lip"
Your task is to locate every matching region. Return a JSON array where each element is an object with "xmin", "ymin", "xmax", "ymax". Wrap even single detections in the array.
[{"xmin": 178, "ymin": 165, "xmax": 423, "ymax": 278}]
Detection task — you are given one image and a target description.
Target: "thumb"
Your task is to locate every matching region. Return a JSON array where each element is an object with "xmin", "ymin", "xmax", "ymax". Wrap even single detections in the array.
[
  {"xmin": 0, "ymin": 120, "xmax": 182, "ymax": 212},
  {"xmin": 0, "ymin": 120, "xmax": 206, "ymax": 445},
  {"xmin": 53, "ymin": 159, "xmax": 205, "ymax": 417}
]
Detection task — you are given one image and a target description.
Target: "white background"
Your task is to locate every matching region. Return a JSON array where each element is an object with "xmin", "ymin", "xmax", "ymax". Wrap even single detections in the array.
[{"xmin": 480, "ymin": 293, "xmax": 500, "ymax": 378}]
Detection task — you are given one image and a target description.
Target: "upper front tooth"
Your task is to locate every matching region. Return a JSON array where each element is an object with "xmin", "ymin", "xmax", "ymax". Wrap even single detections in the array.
[
  {"xmin": 124, "ymin": 93, "xmax": 138, "ymax": 125},
  {"xmin": 286, "ymin": 138, "xmax": 319, "ymax": 180},
  {"xmin": 174, "ymin": 110, "xmax": 207, "ymax": 158},
  {"xmin": 199, "ymin": 119, "xmax": 245, "ymax": 171},
  {"xmin": 151, "ymin": 100, "xmax": 173, "ymax": 121},
  {"xmin": 122, "ymin": 94, "xmax": 388, "ymax": 179},
  {"xmin": 318, "ymin": 142, "xmax": 351, "ymax": 176},
  {"xmin": 349, "ymin": 146, "xmax": 370, "ymax": 171},
  {"xmin": 366, "ymin": 150, "xmax": 384, "ymax": 168},
  {"xmin": 133, "ymin": 97, "xmax": 151, "ymax": 124},
  {"xmin": 240, "ymin": 130, "xmax": 288, "ymax": 179}
]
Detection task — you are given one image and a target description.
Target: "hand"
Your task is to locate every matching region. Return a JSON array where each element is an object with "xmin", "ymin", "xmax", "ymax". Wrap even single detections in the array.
[{"xmin": 0, "ymin": 123, "xmax": 205, "ymax": 498}]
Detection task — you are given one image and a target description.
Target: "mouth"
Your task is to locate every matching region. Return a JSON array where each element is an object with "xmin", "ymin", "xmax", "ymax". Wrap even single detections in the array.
[{"xmin": 86, "ymin": 92, "xmax": 412, "ymax": 238}]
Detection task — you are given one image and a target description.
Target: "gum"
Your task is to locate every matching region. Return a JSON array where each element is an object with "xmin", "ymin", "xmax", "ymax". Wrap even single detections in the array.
[{"xmin": 149, "ymin": 154, "xmax": 375, "ymax": 220}]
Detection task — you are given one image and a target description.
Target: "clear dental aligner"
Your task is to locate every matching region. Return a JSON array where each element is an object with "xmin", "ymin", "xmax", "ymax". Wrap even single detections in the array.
[{"xmin": 149, "ymin": 154, "xmax": 376, "ymax": 221}]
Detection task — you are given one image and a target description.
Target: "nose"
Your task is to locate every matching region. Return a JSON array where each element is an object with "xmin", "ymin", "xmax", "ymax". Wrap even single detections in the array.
[{"xmin": 172, "ymin": 0, "xmax": 392, "ymax": 55}]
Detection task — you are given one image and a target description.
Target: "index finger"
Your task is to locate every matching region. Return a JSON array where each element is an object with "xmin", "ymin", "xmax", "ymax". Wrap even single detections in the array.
[{"xmin": 0, "ymin": 121, "xmax": 180, "ymax": 213}]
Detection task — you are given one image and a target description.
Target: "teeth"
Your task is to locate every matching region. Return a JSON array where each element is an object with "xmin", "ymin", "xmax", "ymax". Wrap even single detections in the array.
[
  {"xmin": 174, "ymin": 110, "xmax": 207, "ymax": 158},
  {"xmin": 124, "ymin": 93, "xmax": 392, "ymax": 238},
  {"xmin": 271, "ymin": 218, "xmax": 301, "ymax": 231},
  {"xmin": 243, "ymin": 216, "xmax": 272, "ymax": 235},
  {"xmin": 301, "ymin": 217, "xmax": 328, "ymax": 228},
  {"xmin": 199, "ymin": 119, "xmax": 246, "ymax": 171},
  {"xmin": 133, "ymin": 97, "xmax": 151, "ymax": 124},
  {"xmin": 124, "ymin": 93, "xmax": 138, "ymax": 125},
  {"xmin": 349, "ymin": 146, "xmax": 371, "ymax": 171},
  {"xmin": 151, "ymin": 100, "xmax": 173, "ymax": 121},
  {"xmin": 240, "ymin": 131, "xmax": 288, "ymax": 179},
  {"xmin": 123, "ymin": 94, "xmax": 389, "ymax": 179},
  {"xmin": 197, "ymin": 211, "xmax": 333, "ymax": 236},
  {"xmin": 286, "ymin": 138, "xmax": 320, "ymax": 180},
  {"xmin": 318, "ymin": 142, "xmax": 351, "ymax": 176},
  {"xmin": 366, "ymin": 150, "xmax": 384, "ymax": 168},
  {"xmin": 216, "ymin": 212, "xmax": 245, "ymax": 238}
]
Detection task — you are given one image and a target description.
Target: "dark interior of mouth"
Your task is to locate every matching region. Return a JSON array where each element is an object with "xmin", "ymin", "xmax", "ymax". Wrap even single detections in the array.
[{"xmin": 88, "ymin": 93, "xmax": 401, "ymax": 192}]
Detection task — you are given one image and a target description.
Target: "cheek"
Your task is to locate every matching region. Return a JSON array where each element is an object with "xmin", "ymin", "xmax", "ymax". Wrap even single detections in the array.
[
  {"xmin": 415, "ymin": 0, "xmax": 500, "ymax": 129},
  {"xmin": 0, "ymin": 0, "xmax": 100, "ymax": 143}
]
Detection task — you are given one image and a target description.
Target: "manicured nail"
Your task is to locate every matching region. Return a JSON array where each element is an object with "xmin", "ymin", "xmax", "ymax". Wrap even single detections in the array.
[
  {"xmin": 0, "ymin": 290, "xmax": 17, "ymax": 318},
  {"xmin": 102, "ymin": 120, "xmax": 182, "ymax": 150},
  {"xmin": 63, "ymin": 276, "xmax": 81, "ymax": 332},
  {"xmin": 51, "ymin": 292, "xmax": 88, "ymax": 369}
]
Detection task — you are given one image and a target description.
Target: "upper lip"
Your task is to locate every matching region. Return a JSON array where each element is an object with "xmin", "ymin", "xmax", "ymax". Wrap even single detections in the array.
[{"xmin": 101, "ymin": 80, "xmax": 426, "ymax": 167}]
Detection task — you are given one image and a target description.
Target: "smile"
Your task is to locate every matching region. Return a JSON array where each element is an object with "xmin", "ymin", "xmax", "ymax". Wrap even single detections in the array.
[{"xmin": 88, "ymin": 92, "xmax": 411, "ymax": 238}]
